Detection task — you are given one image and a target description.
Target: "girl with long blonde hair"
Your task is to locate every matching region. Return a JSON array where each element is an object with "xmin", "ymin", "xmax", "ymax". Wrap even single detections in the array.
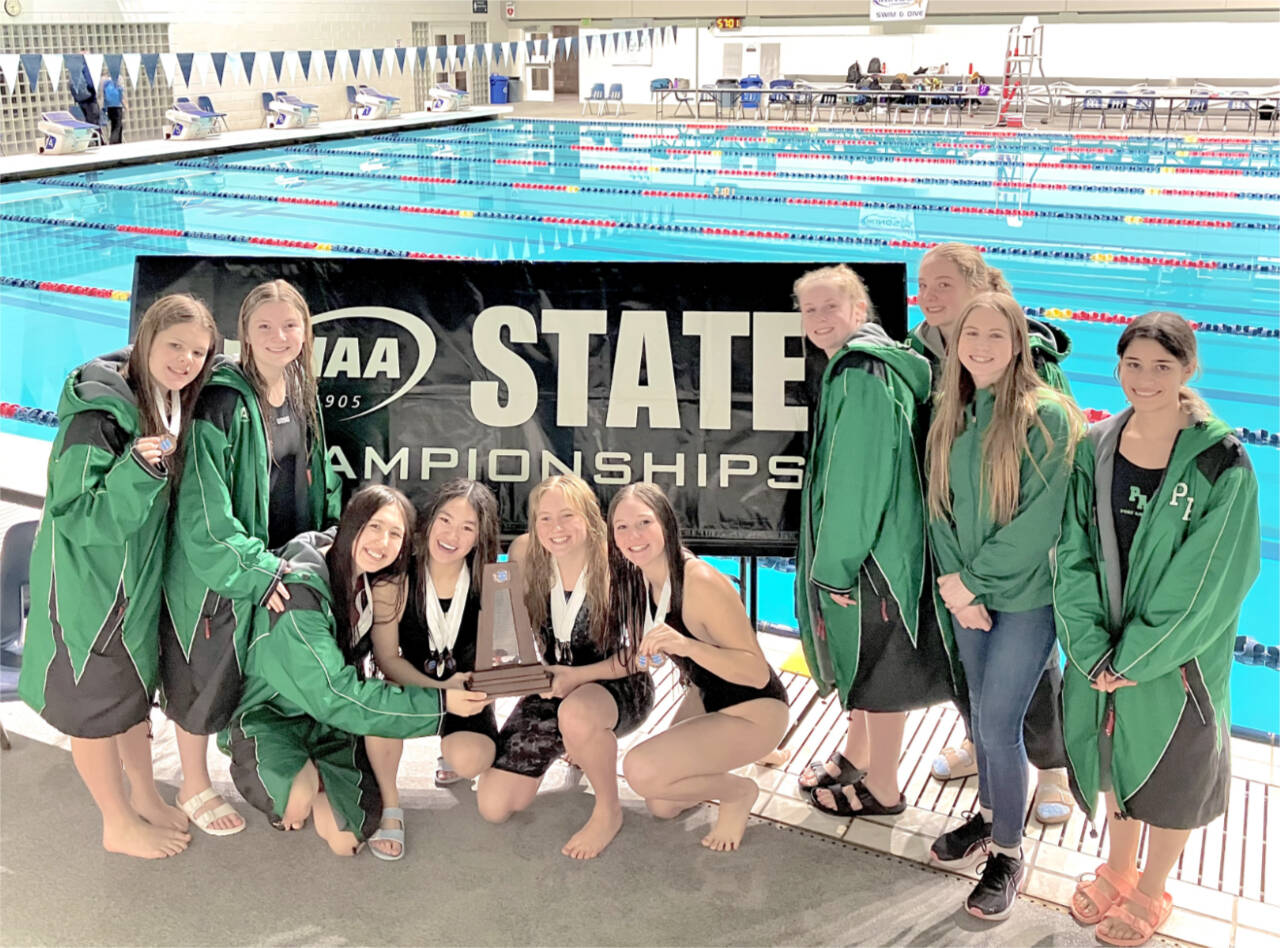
[
  {"xmin": 475, "ymin": 474, "xmax": 654, "ymax": 860},
  {"xmin": 924, "ymin": 291, "xmax": 1084, "ymax": 921},
  {"xmin": 162, "ymin": 279, "xmax": 341, "ymax": 838}
]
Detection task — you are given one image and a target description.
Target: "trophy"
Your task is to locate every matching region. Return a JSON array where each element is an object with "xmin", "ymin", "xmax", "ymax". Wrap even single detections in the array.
[{"xmin": 466, "ymin": 561, "xmax": 554, "ymax": 698}]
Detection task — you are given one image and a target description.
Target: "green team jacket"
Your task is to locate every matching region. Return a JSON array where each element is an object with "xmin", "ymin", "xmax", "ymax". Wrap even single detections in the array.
[
  {"xmin": 164, "ymin": 363, "xmax": 341, "ymax": 668},
  {"xmin": 796, "ymin": 323, "xmax": 940, "ymax": 703},
  {"xmin": 19, "ymin": 349, "xmax": 169, "ymax": 711},
  {"xmin": 910, "ymin": 317, "xmax": 1074, "ymax": 396},
  {"xmin": 229, "ymin": 532, "xmax": 445, "ymax": 738},
  {"xmin": 1053, "ymin": 411, "xmax": 1260, "ymax": 819},
  {"xmin": 929, "ymin": 392, "xmax": 1075, "ymax": 613}
]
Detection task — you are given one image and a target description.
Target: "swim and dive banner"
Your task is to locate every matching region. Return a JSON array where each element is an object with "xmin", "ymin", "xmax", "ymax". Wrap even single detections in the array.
[{"xmin": 133, "ymin": 258, "xmax": 907, "ymax": 553}]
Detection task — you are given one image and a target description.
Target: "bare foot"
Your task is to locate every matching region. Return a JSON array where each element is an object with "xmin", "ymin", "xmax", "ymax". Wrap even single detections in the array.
[
  {"xmin": 178, "ymin": 784, "xmax": 244, "ymax": 833},
  {"xmin": 102, "ymin": 813, "xmax": 191, "ymax": 859},
  {"xmin": 755, "ymin": 748, "xmax": 792, "ymax": 768},
  {"xmin": 279, "ymin": 762, "xmax": 319, "ymax": 831},
  {"xmin": 562, "ymin": 804, "xmax": 623, "ymax": 860},
  {"xmin": 701, "ymin": 778, "xmax": 759, "ymax": 852},
  {"xmin": 130, "ymin": 785, "xmax": 189, "ymax": 831},
  {"xmin": 312, "ymin": 792, "xmax": 360, "ymax": 856}
]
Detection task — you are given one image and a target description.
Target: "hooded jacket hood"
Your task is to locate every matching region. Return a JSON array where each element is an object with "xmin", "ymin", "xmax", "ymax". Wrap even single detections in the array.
[
  {"xmin": 60, "ymin": 347, "xmax": 139, "ymax": 433},
  {"xmin": 837, "ymin": 322, "xmax": 933, "ymax": 404},
  {"xmin": 1027, "ymin": 316, "xmax": 1071, "ymax": 366}
]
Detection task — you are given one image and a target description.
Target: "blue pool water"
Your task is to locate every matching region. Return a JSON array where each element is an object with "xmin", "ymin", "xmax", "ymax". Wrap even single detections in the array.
[{"xmin": 1, "ymin": 117, "xmax": 1276, "ymax": 732}]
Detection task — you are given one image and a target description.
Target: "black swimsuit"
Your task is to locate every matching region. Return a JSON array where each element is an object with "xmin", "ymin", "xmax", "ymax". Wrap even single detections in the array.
[
  {"xmin": 398, "ymin": 575, "xmax": 498, "ymax": 742},
  {"xmin": 661, "ymin": 596, "xmax": 788, "ymax": 715},
  {"xmin": 492, "ymin": 592, "xmax": 654, "ymax": 779}
]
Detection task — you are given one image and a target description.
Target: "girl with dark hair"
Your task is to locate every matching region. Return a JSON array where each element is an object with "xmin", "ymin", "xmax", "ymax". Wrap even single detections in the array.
[
  {"xmin": 476, "ymin": 474, "xmax": 654, "ymax": 860},
  {"xmin": 362, "ymin": 478, "xmax": 500, "ymax": 860},
  {"xmin": 19, "ymin": 293, "xmax": 217, "ymax": 859},
  {"xmin": 925, "ymin": 292, "xmax": 1085, "ymax": 921},
  {"xmin": 1055, "ymin": 312, "xmax": 1259, "ymax": 947},
  {"xmin": 792, "ymin": 265, "xmax": 955, "ymax": 824},
  {"xmin": 163, "ymin": 279, "xmax": 341, "ymax": 838},
  {"xmin": 222, "ymin": 485, "xmax": 489, "ymax": 855},
  {"xmin": 913, "ymin": 242, "xmax": 1076, "ymax": 827},
  {"xmin": 612, "ymin": 483, "xmax": 788, "ymax": 853}
]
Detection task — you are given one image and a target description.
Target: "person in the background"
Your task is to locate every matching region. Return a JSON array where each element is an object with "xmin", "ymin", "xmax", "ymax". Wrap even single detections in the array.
[
  {"xmin": 71, "ymin": 51, "xmax": 100, "ymax": 129},
  {"xmin": 102, "ymin": 73, "xmax": 126, "ymax": 144},
  {"xmin": 1055, "ymin": 312, "xmax": 1260, "ymax": 947}
]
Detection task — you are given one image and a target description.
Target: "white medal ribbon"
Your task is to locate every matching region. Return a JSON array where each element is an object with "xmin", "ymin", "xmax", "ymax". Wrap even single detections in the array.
[
  {"xmin": 155, "ymin": 387, "xmax": 181, "ymax": 437},
  {"xmin": 550, "ymin": 558, "xmax": 588, "ymax": 662},
  {"xmin": 644, "ymin": 577, "xmax": 671, "ymax": 634},
  {"xmin": 424, "ymin": 563, "xmax": 470, "ymax": 655},
  {"xmin": 352, "ymin": 574, "xmax": 374, "ymax": 647}
]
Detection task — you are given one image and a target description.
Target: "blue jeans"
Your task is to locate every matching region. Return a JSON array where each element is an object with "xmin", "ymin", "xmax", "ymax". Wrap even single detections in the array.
[{"xmin": 953, "ymin": 605, "xmax": 1058, "ymax": 848}]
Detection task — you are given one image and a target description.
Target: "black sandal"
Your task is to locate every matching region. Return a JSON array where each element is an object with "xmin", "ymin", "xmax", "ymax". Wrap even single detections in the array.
[
  {"xmin": 797, "ymin": 750, "xmax": 865, "ymax": 794},
  {"xmin": 807, "ymin": 780, "xmax": 906, "ymax": 818}
]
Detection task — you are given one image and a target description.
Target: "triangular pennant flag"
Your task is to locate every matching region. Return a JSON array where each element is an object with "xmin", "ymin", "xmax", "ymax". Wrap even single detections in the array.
[
  {"xmin": 474, "ymin": 44, "xmax": 486, "ymax": 67},
  {"xmin": 417, "ymin": 46, "xmax": 428, "ymax": 70},
  {"xmin": 177, "ymin": 52, "xmax": 195, "ymax": 86},
  {"xmin": 553, "ymin": 37, "xmax": 563, "ymax": 62},
  {"xmin": 625, "ymin": 30, "xmax": 633, "ymax": 50},
  {"xmin": 41, "ymin": 54, "xmax": 64, "ymax": 92},
  {"xmin": 0, "ymin": 54, "xmax": 18, "ymax": 96},
  {"xmin": 648, "ymin": 28, "xmax": 655, "ymax": 47},
  {"xmin": 239, "ymin": 51, "xmax": 256, "ymax": 84},
  {"xmin": 525, "ymin": 40, "xmax": 535, "ymax": 61},
  {"xmin": 324, "ymin": 49, "xmax": 338, "ymax": 80},
  {"xmin": 348, "ymin": 49, "xmax": 361, "ymax": 78},
  {"xmin": 508, "ymin": 42, "xmax": 519, "ymax": 64},
  {"xmin": 585, "ymin": 34, "xmax": 594, "ymax": 56},
  {"xmin": 490, "ymin": 43, "xmax": 502, "ymax": 65},
  {"xmin": 539, "ymin": 38, "xmax": 549, "ymax": 58},
  {"xmin": 285, "ymin": 50, "xmax": 298, "ymax": 83},
  {"xmin": 405, "ymin": 49, "xmax": 415, "ymax": 75},
  {"xmin": 159, "ymin": 52, "xmax": 179, "ymax": 86},
  {"xmin": 394, "ymin": 46, "xmax": 406, "ymax": 73},
  {"xmin": 84, "ymin": 53, "xmax": 105, "ymax": 88},
  {"xmin": 104, "ymin": 53, "xmax": 123, "ymax": 81},
  {"xmin": 672, "ymin": 25, "xmax": 678, "ymax": 44},
  {"xmin": 268, "ymin": 50, "xmax": 284, "ymax": 82},
  {"xmin": 569, "ymin": 37, "xmax": 578, "ymax": 58},
  {"xmin": 371, "ymin": 47, "xmax": 384, "ymax": 74},
  {"xmin": 19, "ymin": 54, "xmax": 42, "ymax": 90},
  {"xmin": 211, "ymin": 52, "xmax": 227, "ymax": 85},
  {"xmin": 123, "ymin": 52, "xmax": 142, "ymax": 88},
  {"xmin": 437, "ymin": 47, "xmax": 448, "ymax": 68},
  {"xmin": 298, "ymin": 50, "xmax": 312, "ymax": 80},
  {"xmin": 195, "ymin": 52, "xmax": 212, "ymax": 87},
  {"xmin": 455, "ymin": 45, "xmax": 467, "ymax": 67}
]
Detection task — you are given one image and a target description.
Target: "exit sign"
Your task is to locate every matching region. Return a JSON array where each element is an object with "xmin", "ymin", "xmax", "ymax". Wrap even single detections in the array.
[
  {"xmin": 715, "ymin": 16, "xmax": 743, "ymax": 30},
  {"xmin": 473, "ymin": 0, "xmax": 487, "ymax": 12}
]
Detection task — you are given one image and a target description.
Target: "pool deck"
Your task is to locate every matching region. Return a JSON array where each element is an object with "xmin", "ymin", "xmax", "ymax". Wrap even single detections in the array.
[
  {"xmin": 0, "ymin": 497, "xmax": 1274, "ymax": 946},
  {"xmin": 0, "ymin": 105, "xmax": 512, "ymax": 183}
]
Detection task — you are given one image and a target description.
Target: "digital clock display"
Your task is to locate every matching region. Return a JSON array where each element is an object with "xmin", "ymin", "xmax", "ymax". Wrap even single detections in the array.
[{"xmin": 715, "ymin": 16, "xmax": 743, "ymax": 30}]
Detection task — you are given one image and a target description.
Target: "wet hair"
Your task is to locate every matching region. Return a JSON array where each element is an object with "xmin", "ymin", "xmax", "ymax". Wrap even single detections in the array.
[
  {"xmin": 792, "ymin": 263, "xmax": 878, "ymax": 324},
  {"xmin": 605, "ymin": 482, "xmax": 684, "ymax": 661},
  {"xmin": 412, "ymin": 478, "xmax": 500, "ymax": 619},
  {"xmin": 920, "ymin": 243, "xmax": 1012, "ymax": 296},
  {"xmin": 236, "ymin": 280, "xmax": 320, "ymax": 457},
  {"xmin": 1117, "ymin": 311, "xmax": 1209, "ymax": 422},
  {"xmin": 328, "ymin": 485, "xmax": 416, "ymax": 664},
  {"xmin": 124, "ymin": 293, "xmax": 219, "ymax": 486},
  {"xmin": 926, "ymin": 292, "xmax": 1084, "ymax": 525},
  {"xmin": 523, "ymin": 474, "xmax": 613, "ymax": 656}
]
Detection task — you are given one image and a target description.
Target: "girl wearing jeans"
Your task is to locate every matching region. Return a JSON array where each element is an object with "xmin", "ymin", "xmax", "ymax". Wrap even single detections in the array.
[{"xmin": 924, "ymin": 292, "xmax": 1084, "ymax": 920}]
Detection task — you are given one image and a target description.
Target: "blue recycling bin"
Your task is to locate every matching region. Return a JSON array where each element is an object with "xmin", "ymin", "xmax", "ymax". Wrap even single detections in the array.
[{"xmin": 490, "ymin": 74, "xmax": 510, "ymax": 104}]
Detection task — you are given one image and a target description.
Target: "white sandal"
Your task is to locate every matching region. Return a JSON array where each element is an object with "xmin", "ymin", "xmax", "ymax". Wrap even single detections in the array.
[{"xmin": 176, "ymin": 786, "xmax": 245, "ymax": 836}]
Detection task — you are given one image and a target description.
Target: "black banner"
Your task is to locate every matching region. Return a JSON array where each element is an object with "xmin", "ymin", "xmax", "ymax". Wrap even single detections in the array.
[{"xmin": 132, "ymin": 258, "xmax": 906, "ymax": 553}]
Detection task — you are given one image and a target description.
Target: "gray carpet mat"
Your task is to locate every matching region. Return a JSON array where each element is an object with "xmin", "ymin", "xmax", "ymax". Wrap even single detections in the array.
[{"xmin": 0, "ymin": 732, "xmax": 1109, "ymax": 947}]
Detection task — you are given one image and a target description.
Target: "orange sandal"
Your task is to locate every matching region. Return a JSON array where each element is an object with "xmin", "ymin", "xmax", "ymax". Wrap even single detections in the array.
[
  {"xmin": 1070, "ymin": 863, "xmax": 1136, "ymax": 925},
  {"xmin": 1097, "ymin": 888, "xmax": 1173, "ymax": 948}
]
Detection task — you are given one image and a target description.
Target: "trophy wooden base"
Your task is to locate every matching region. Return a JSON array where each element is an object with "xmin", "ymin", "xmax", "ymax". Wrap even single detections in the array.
[{"xmin": 466, "ymin": 664, "xmax": 554, "ymax": 699}]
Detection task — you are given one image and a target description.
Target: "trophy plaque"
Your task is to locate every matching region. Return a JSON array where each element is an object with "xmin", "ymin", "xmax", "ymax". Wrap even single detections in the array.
[{"xmin": 466, "ymin": 561, "xmax": 554, "ymax": 698}]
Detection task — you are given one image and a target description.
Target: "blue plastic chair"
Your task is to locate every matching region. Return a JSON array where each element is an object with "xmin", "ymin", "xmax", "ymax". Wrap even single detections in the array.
[
  {"xmin": 607, "ymin": 82, "xmax": 624, "ymax": 116},
  {"xmin": 671, "ymin": 78, "xmax": 695, "ymax": 118},
  {"xmin": 583, "ymin": 82, "xmax": 605, "ymax": 115},
  {"xmin": 261, "ymin": 91, "xmax": 276, "ymax": 126},
  {"xmin": 1224, "ymin": 90, "xmax": 1257, "ymax": 132},
  {"xmin": 196, "ymin": 95, "xmax": 229, "ymax": 131},
  {"xmin": 766, "ymin": 78, "xmax": 794, "ymax": 120},
  {"xmin": 1080, "ymin": 88, "xmax": 1106, "ymax": 128},
  {"xmin": 737, "ymin": 74, "xmax": 764, "ymax": 120},
  {"xmin": 1176, "ymin": 93, "xmax": 1210, "ymax": 132}
]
